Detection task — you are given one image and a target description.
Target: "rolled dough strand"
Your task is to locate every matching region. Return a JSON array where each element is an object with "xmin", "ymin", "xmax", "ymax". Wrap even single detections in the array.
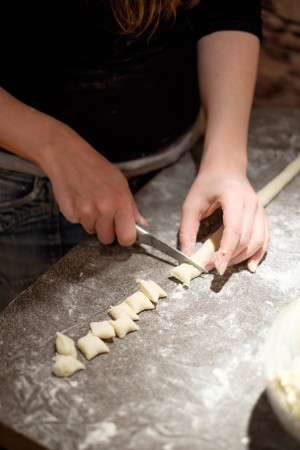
[
  {"xmin": 170, "ymin": 154, "xmax": 300, "ymax": 286},
  {"xmin": 257, "ymin": 154, "xmax": 300, "ymax": 206}
]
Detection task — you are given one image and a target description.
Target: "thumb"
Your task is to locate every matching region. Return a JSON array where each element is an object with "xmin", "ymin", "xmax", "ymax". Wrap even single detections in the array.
[{"xmin": 179, "ymin": 207, "xmax": 201, "ymax": 256}]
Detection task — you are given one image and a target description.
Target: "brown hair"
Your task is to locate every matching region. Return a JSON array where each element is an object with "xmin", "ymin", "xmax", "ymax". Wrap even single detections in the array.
[{"xmin": 109, "ymin": 0, "xmax": 199, "ymax": 38}]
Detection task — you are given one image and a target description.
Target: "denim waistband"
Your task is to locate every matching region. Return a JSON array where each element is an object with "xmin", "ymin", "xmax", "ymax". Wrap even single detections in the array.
[
  {"xmin": 0, "ymin": 151, "xmax": 46, "ymax": 177},
  {"xmin": 0, "ymin": 113, "xmax": 201, "ymax": 179}
]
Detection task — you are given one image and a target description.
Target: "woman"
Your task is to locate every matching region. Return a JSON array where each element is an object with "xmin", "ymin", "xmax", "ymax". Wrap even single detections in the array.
[{"xmin": 0, "ymin": 0, "xmax": 269, "ymax": 305}]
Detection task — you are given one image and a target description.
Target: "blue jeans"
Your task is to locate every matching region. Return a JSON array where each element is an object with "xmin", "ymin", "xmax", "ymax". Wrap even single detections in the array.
[{"xmin": 0, "ymin": 168, "xmax": 88, "ymax": 309}]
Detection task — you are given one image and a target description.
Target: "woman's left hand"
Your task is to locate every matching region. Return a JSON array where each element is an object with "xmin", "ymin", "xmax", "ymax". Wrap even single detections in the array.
[{"xmin": 179, "ymin": 165, "xmax": 270, "ymax": 275}]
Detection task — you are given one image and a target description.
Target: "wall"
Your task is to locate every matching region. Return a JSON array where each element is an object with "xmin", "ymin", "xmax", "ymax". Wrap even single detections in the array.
[{"xmin": 254, "ymin": 0, "xmax": 300, "ymax": 107}]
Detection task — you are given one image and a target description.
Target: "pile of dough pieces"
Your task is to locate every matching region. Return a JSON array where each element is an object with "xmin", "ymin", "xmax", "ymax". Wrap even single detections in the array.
[
  {"xmin": 52, "ymin": 279, "xmax": 167, "ymax": 377},
  {"xmin": 269, "ymin": 357, "xmax": 300, "ymax": 419}
]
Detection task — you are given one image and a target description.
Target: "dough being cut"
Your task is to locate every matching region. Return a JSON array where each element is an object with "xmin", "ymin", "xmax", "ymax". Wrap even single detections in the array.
[
  {"xmin": 108, "ymin": 302, "xmax": 139, "ymax": 321},
  {"xmin": 52, "ymin": 354, "xmax": 85, "ymax": 377},
  {"xmin": 55, "ymin": 332, "xmax": 77, "ymax": 358},
  {"xmin": 137, "ymin": 279, "xmax": 167, "ymax": 303},
  {"xmin": 170, "ymin": 263, "xmax": 199, "ymax": 286},
  {"xmin": 110, "ymin": 313, "xmax": 139, "ymax": 339},
  {"xmin": 124, "ymin": 291, "xmax": 155, "ymax": 313},
  {"xmin": 170, "ymin": 227, "xmax": 223, "ymax": 286},
  {"xmin": 90, "ymin": 320, "xmax": 116, "ymax": 339},
  {"xmin": 77, "ymin": 332, "xmax": 109, "ymax": 360}
]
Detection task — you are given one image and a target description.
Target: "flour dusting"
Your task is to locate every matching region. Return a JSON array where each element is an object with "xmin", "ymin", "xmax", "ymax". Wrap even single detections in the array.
[
  {"xmin": 171, "ymin": 290, "xmax": 186, "ymax": 300},
  {"xmin": 213, "ymin": 368, "xmax": 230, "ymax": 391},
  {"xmin": 78, "ymin": 422, "xmax": 117, "ymax": 449},
  {"xmin": 258, "ymin": 262, "xmax": 300, "ymax": 295}
]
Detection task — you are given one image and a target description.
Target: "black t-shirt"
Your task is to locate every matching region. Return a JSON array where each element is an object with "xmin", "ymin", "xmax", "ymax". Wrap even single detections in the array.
[{"xmin": 1, "ymin": 0, "xmax": 262, "ymax": 162}]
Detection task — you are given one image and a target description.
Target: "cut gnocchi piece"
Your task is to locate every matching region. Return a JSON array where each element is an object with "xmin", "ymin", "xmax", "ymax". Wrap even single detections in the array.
[
  {"xmin": 137, "ymin": 279, "xmax": 167, "ymax": 303},
  {"xmin": 108, "ymin": 302, "xmax": 139, "ymax": 321},
  {"xmin": 110, "ymin": 313, "xmax": 139, "ymax": 339},
  {"xmin": 170, "ymin": 263, "xmax": 200, "ymax": 287},
  {"xmin": 55, "ymin": 332, "xmax": 77, "ymax": 358},
  {"xmin": 77, "ymin": 332, "xmax": 109, "ymax": 360},
  {"xmin": 90, "ymin": 320, "xmax": 116, "ymax": 339},
  {"xmin": 52, "ymin": 354, "xmax": 85, "ymax": 377},
  {"xmin": 124, "ymin": 291, "xmax": 155, "ymax": 313}
]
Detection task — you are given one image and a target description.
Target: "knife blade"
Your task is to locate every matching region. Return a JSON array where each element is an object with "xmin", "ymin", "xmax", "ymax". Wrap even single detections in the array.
[{"xmin": 135, "ymin": 223, "xmax": 208, "ymax": 273}]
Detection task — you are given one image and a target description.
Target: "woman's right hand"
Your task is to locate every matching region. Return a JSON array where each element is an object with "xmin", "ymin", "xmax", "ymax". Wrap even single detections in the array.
[{"xmin": 41, "ymin": 129, "xmax": 145, "ymax": 246}]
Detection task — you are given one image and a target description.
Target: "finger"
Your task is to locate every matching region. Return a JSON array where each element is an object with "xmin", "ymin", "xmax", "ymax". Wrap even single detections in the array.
[
  {"xmin": 132, "ymin": 200, "xmax": 148, "ymax": 227},
  {"xmin": 202, "ymin": 251, "xmax": 218, "ymax": 272},
  {"xmin": 75, "ymin": 203, "xmax": 97, "ymax": 235},
  {"xmin": 179, "ymin": 194, "xmax": 209, "ymax": 255},
  {"xmin": 229, "ymin": 202, "xmax": 267, "ymax": 267},
  {"xmin": 236, "ymin": 195, "xmax": 258, "ymax": 251},
  {"xmin": 95, "ymin": 215, "xmax": 116, "ymax": 244},
  {"xmin": 247, "ymin": 248, "xmax": 264, "ymax": 273},
  {"xmin": 67, "ymin": 217, "xmax": 80, "ymax": 224},
  {"xmin": 60, "ymin": 199, "xmax": 81, "ymax": 226},
  {"xmin": 80, "ymin": 219, "xmax": 96, "ymax": 235},
  {"xmin": 214, "ymin": 196, "xmax": 244, "ymax": 275},
  {"xmin": 94, "ymin": 188, "xmax": 132, "ymax": 244},
  {"xmin": 179, "ymin": 208, "xmax": 201, "ymax": 256},
  {"xmin": 247, "ymin": 209, "xmax": 270, "ymax": 272},
  {"xmin": 95, "ymin": 192, "xmax": 137, "ymax": 246},
  {"xmin": 114, "ymin": 203, "xmax": 137, "ymax": 246}
]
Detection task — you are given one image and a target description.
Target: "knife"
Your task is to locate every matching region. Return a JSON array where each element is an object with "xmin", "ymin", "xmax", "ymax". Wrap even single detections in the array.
[{"xmin": 135, "ymin": 223, "xmax": 208, "ymax": 273}]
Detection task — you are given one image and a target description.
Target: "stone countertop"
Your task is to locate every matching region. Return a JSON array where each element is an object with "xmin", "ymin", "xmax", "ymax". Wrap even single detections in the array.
[{"xmin": 0, "ymin": 109, "xmax": 300, "ymax": 450}]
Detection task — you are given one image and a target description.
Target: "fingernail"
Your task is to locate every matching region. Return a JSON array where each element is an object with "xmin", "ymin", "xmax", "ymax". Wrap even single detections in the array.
[
  {"xmin": 215, "ymin": 248, "xmax": 228, "ymax": 275},
  {"xmin": 216, "ymin": 261, "xmax": 227, "ymax": 276},
  {"xmin": 248, "ymin": 261, "xmax": 257, "ymax": 273}
]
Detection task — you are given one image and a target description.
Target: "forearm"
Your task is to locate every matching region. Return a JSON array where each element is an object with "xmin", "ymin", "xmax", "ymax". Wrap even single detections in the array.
[
  {"xmin": 197, "ymin": 30, "xmax": 260, "ymax": 173},
  {"xmin": 0, "ymin": 87, "xmax": 76, "ymax": 173},
  {"xmin": 180, "ymin": 31, "xmax": 268, "ymax": 271}
]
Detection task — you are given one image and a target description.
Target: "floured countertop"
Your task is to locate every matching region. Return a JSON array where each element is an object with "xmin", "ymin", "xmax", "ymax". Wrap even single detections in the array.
[{"xmin": 0, "ymin": 109, "xmax": 300, "ymax": 450}]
